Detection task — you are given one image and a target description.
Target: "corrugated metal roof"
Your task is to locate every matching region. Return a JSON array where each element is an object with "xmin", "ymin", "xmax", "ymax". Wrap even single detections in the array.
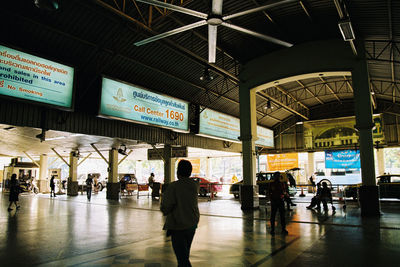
[{"xmin": 2, "ymin": 0, "xmax": 400, "ymax": 133}]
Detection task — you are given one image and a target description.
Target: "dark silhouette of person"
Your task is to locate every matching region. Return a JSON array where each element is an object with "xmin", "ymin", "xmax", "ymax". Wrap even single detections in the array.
[
  {"xmin": 161, "ymin": 160, "xmax": 200, "ymax": 267},
  {"xmin": 86, "ymin": 174, "xmax": 93, "ymax": 201},
  {"xmin": 8, "ymin": 174, "xmax": 20, "ymax": 211},
  {"xmin": 268, "ymin": 171, "xmax": 288, "ymax": 235},
  {"xmin": 50, "ymin": 175, "xmax": 56, "ymax": 197},
  {"xmin": 320, "ymin": 182, "xmax": 333, "ymax": 212},
  {"xmin": 307, "ymin": 182, "xmax": 322, "ymax": 209}
]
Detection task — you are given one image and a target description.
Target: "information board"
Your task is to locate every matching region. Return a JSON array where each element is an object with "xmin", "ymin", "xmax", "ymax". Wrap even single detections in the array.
[
  {"xmin": 199, "ymin": 107, "xmax": 240, "ymax": 142},
  {"xmin": 255, "ymin": 126, "xmax": 274, "ymax": 148},
  {"xmin": 0, "ymin": 45, "xmax": 74, "ymax": 109},
  {"xmin": 198, "ymin": 107, "xmax": 274, "ymax": 146},
  {"xmin": 100, "ymin": 77, "xmax": 189, "ymax": 131},
  {"xmin": 325, "ymin": 149, "xmax": 360, "ymax": 169}
]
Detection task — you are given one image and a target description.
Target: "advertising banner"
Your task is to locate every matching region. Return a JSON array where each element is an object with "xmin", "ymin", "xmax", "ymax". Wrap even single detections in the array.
[
  {"xmin": 188, "ymin": 159, "xmax": 201, "ymax": 175},
  {"xmin": 198, "ymin": 107, "xmax": 274, "ymax": 146},
  {"xmin": 325, "ymin": 149, "xmax": 360, "ymax": 169},
  {"xmin": 303, "ymin": 115, "xmax": 384, "ymax": 149},
  {"xmin": 0, "ymin": 45, "xmax": 74, "ymax": 109},
  {"xmin": 100, "ymin": 77, "xmax": 189, "ymax": 131},
  {"xmin": 256, "ymin": 126, "xmax": 274, "ymax": 148},
  {"xmin": 267, "ymin": 153, "xmax": 298, "ymax": 171},
  {"xmin": 199, "ymin": 107, "xmax": 240, "ymax": 142}
]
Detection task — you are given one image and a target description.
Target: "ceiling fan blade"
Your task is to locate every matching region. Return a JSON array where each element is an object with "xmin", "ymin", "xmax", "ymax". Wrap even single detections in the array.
[
  {"xmin": 208, "ymin": 25, "xmax": 218, "ymax": 63},
  {"xmin": 135, "ymin": 0, "xmax": 207, "ymax": 19},
  {"xmin": 223, "ymin": 0, "xmax": 296, "ymax": 20},
  {"xmin": 221, "ymin": 22, "xmax": 293, "ymax": 47},
  {"xmin": 135, "ymin": 20, "xmax": 207, "ymax": 46},
  {"xmin": 212, "ymin": 0, "xmax": 224, "ymax": 15}
]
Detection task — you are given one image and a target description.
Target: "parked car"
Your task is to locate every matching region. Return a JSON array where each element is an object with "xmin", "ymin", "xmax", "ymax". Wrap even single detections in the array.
[
  {"xmin": 345, "ymin": 174, "xmax": 400, "ymax": 200},
  {"xmin": 191, "ymin": 177, "xmax": 222, "ymax": 197},
  {"xmin": 229, "ymin": 172, "xmax": 297, "ymax": 199}
]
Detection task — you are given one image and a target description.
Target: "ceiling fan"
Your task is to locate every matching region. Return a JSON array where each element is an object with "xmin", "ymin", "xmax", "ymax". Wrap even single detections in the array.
[{"xmin": 134, "ymin": 0, "xmax": 294, "ymax": 63}]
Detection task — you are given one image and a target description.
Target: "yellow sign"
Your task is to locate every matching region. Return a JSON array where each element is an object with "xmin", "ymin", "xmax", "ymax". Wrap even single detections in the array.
[
  {"xmin": 267, "ymin": 153, "xmax": 298, "ymax": 171},
  {"xmin": 188, "ymin": 159, "xmax": 201, "ymax": 175}
]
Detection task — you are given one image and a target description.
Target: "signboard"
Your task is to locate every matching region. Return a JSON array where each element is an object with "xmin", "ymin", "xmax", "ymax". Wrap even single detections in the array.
[
  {"xmin": 198, "ymin": 107, "xmax": 274, "ymax": 147},
  {"xmin": 255, "ymin": 126, "xmax": 274, "ymax": 148},
  {"xmin": 325, "ymin": 149, "xmax": 360, "ymax": 169},
  {"xmin": 303, "ymin": 115, "xmax": 384, "ymax": 149},
  {"xmin": 147, "ymin": 147, "xmax": 188, "ymax": 160},
  {"xmin": 100, "ymin": 77, "xmax": 189, "ymax": 132},
  {"xmin": 188, "ymin": 159, "xmax": 201, "ymax": 174},
  {"xmin": 267, "ymin": 153, "xmax": 298, "ymax": 171},
  {"xmin": 199, "ymin": 107, "xmax": 240, "ymax": 142},
  {"xmin": 0, "ymin": 45, "xmax": 74, "ymax": 109}
]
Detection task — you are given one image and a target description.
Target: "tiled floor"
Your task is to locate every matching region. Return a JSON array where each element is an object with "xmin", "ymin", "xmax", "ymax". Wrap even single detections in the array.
[{"xmin": 1, "ymin": 191, "xmax": 399, "ymax": 266}]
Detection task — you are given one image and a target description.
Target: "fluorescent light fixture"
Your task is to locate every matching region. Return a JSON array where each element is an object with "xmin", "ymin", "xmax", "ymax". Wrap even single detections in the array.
[{"xmin": 338, "ymin": 19, "xmax": 355, "ymax": 41}]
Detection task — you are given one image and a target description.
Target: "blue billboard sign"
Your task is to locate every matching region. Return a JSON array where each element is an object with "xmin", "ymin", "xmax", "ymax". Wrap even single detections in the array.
[
  {"xmin": 325, "ymin": 149, "xmax": 360, "ymax": 169},
  {"xmin": 0, "ymin": 45, "xmax": 75, "ymax": 109},
  {"xmin": 99, "ymin": 77, "xmax": 189, "ymax": 132}
]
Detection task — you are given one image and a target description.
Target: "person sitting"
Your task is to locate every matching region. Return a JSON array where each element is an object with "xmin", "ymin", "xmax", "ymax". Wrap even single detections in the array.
[
  {"xmin": 320, "ymin": 182, "xmax": 333, "ymax": 212},
  {"xmin": 307, "ymin": 182, "xmax": 322, "ymax": 210}
]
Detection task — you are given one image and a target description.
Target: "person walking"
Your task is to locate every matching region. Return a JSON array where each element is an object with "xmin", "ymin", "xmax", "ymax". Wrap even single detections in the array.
[
  {"xmin": 269, "ymin": 171, "xmax": 288, "ymax": 235},
  {"xmin": 50, "ymin": 175, "xmax": 56, "ymax": 197},
  {"xmin": 8, "ymin": 174, "xmax": 20, "ymax": 211},
  {"xmin": 161, "ymin": 160, "xmax": 200, "ymax": 267},
  {"xmin": 86, "ymin": 174, "xmax": 93, "ymax": 201}
]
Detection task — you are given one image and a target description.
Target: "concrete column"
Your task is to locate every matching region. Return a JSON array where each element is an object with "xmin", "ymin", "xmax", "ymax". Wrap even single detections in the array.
[
  {"xmin": 376, "ymin": 148, "xmax": 385, "ymax": 176},
  {"xmin": 239, "ymin": 88, "xmax": 259, "ymax": 210},
  {"xmin": 307, "ymin": 152, "xmax": 315, "ymax": 179},
  {"xmin": 163, "ymin": 145, "xmax": 176, "ymax": 184},
  {"xmin": 352, "ymin": 52, "xmax": 380, "ymax": 216},
  {"xmin": 107, "ymin": 148, "xmax": 119, "ymax": 200},
  {"xmin": 205, "ymin": 157, "xmax": 211, "ymax": 180},
  {"xmin": 67, "ymin": 152, "xmax": 78, "ymax": 196},
  {"xmin": 38, "ymin": 154, "xmax": 48, "ymax": 193}
]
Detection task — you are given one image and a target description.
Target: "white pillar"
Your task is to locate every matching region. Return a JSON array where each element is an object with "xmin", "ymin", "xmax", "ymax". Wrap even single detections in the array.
[
  {"xmin": 38, "ymin": 154, "xmax": 48, "ymax": 192},
  {"xmin": 206, "ymin": 157, "xmax": 211, "ymax": 179},
  {"xmin": 376, "ymin": 148, "xmax": 385, "ymax": 176},
  {"xmin": 307, "ymin": 152, "xmax": 315, "ymax": 179}
]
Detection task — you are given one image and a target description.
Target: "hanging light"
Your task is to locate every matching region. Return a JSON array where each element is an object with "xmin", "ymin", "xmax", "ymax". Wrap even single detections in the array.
[
  {"xmin": 200, "ymin": 68, "xmax": 214, "ymax": 81},
  {"xmin": 34, "ymin": 0, "xmax": 60, "ymax": 11}
]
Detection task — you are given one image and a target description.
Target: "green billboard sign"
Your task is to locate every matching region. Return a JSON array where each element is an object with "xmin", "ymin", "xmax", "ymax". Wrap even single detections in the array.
[
  {"xmin": 0, "ymin": 45, "xmax": 74, "ymax": 109},
  {"xmin": 99, "ymin": 77, "xmax": 189, "ymax": 132}
]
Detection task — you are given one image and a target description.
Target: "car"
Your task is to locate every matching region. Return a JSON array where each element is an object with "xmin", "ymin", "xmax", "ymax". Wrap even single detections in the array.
[
  {"xmin": 344, "ymin": 174, "xmax": 400, "ymax": 200},
  {"xmin": 191, "ymin": 177, "xmax": 222, "ymax": 197},
  {"xmin": 229, "ymin": 172, "xmax": 297, "ymax": 199}
]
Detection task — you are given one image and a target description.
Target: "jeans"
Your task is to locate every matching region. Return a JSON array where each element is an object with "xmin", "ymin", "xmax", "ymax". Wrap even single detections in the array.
[
  {"xmin": 170, "ymin": 228, "xmax": 196, "ymax": 267},
  {"xmin": 87, "ymin": 187, "xmax": 92, "ymax": 200},
  {"xmin": 270, "ymin": 198, "xmax": 286, "ymax": 230}
]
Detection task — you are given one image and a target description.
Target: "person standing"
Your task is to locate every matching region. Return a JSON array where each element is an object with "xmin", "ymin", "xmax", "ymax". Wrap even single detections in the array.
[
  {"xmin": 148, "ymin": 173, "xmax": 155, "ymax": 189},
  {"xmin": 269, "ymin": 171, "xmax": 288, "ymax": 235},
  {"xmin": 50, "ymin": 175, "xmax": 56, "ymax": 197},
  {"xmin": 86, "ymin": 174, "xmax": 93, "ymax": 201},
  {"xmin": 8, "ymin": 174, "xmax": 20, "ymax": 211},
  {"xmin": 161, "ymin": 160, "xmax": 200, "ymax": 267}
]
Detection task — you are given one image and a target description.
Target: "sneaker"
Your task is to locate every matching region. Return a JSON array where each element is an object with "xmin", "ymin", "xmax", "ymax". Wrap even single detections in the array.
[
  {"xmin": 291, "ymin": 203, "xmax": 297, "ymax": 206},
  {"xmin": 282, "ymin": 229, "xmax": 289, "ymax": 235},
  {"xmin": 7, "ymin": 207, "xmax": 12, "ymax": 212},
  {"xmin": 306, "ymin": 206, "xmax": 313, "ymax": 209}
]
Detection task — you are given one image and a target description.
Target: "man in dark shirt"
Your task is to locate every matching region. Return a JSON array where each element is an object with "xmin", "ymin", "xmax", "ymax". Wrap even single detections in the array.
[
  {"xmin": 161, "ymin": 160, "xmax": 200, "ymax": 267},
  {"xmin": 269, "ymin": 172, "xmax": 288, "ymax": 235}
]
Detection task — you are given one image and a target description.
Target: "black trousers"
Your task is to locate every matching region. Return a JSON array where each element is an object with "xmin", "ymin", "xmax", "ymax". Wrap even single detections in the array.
[
  {"xmin": 87, "ymin": 187, "xmax": 92, "ymax": 200},
  {"xmin": 270, "ymin": 199, "xmax": 286, "ymax": 230},
  {"xmin": 170, "ymin": 228, "xmax": 196, "ymax": 267}
]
